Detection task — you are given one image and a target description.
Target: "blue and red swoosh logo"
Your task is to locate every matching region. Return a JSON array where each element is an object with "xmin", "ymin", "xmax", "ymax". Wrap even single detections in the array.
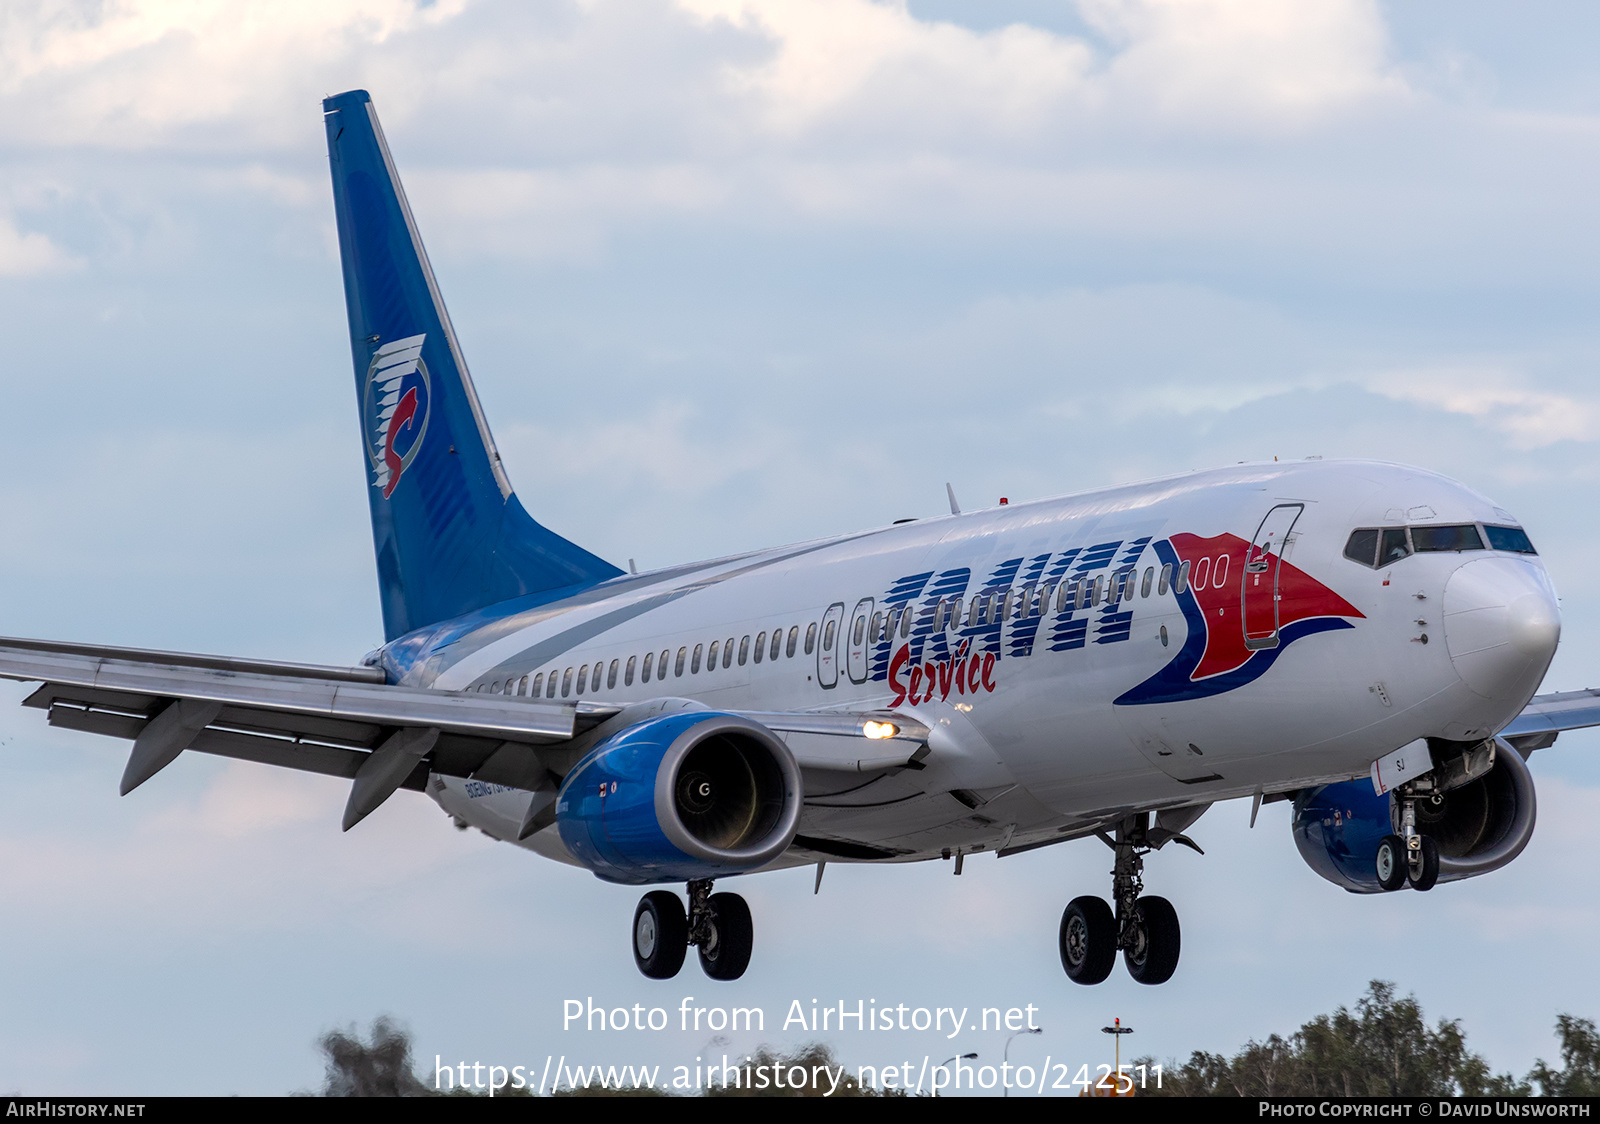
[{"xmin": 1116, "ymin": 533, "xmax": 1364, "ymax": 705}]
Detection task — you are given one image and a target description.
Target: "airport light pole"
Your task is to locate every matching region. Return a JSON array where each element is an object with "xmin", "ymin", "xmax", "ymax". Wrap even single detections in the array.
[
  {"xmin": 935, "ymin": 1053, "xmax": 977, "ymax": 1097},
  {"xmin": 1003, "ymin": 1027, "xmax": 1042, "ymax": 1097},
  {"xmin": 1102, "ymin": 1017, "xmax": 1135, "ymax": 1094}
]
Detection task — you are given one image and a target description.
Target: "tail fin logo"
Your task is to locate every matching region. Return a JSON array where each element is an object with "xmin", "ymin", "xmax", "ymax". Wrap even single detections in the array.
[{"xmin": 362, "ymin": 334, "xmax": 431, "ymax": 499}]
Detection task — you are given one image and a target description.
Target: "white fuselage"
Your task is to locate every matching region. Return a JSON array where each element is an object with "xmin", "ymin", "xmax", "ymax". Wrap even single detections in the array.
[{"xmin": 416, "ymin": 459, "xmax": 1559, "ymax": 873}]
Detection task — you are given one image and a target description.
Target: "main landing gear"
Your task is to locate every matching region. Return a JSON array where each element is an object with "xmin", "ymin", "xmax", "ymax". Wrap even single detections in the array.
[
  {"xmin": 632, "ymin": 879, "xmax": 754, "ymax": 981},
  {"xmin": 1375, "ymin": 792, "xmax": 1439, "ymax": 892},
  {"xmin": 1060, "ymin": 814, "xmax": 1183, "ymax": 986}
]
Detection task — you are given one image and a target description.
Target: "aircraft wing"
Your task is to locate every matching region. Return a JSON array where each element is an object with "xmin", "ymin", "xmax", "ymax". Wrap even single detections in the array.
[
  {"xmin": 1499, "ymin": 687, "xmax": 1600, "ymax": 752},
  {"xmin": 0, "ymin": 636, "xmax": 930, "ymax": 826}
]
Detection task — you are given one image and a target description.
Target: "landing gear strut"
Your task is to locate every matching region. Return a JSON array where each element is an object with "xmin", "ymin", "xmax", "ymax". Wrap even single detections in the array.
[
  {"xmin": 1377, "ymin": 793, "xmax": 1439, "ymax": 892},
  {"xmin": 1059, "ymin": 814, "xmax": 1182, "ymax": 986},
  {"xmin": 632, "ymin": 879, "xmax": 753, "ymax": 981}
]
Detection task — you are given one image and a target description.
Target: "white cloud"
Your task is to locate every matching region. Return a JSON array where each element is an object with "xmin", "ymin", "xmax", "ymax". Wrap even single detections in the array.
[
  {"xmin": 1080, "ymin": 0, "xmax": 1404, "ymax": 125},
  {"xmin": 0, "ymin": 214, "xmax": 74, "ymax": 275},
  {"xmin": 0, "ymin": 0, "xmax": 467, "ymax": 148},
  {"xmin": 1366, "ymin": 368, "xmax": 1600, "ymax": 449}
]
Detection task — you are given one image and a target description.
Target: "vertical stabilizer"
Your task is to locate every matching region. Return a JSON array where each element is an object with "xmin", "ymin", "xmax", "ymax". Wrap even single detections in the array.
[{"xmin": 323, "ymin": 90, "xmax": 622, "ymax": 641}]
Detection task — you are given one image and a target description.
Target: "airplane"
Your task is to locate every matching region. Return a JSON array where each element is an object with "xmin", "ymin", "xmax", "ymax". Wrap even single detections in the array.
[{"xmin": 3, "ymin": 88, "xmax": 1597, "ymax": 988}]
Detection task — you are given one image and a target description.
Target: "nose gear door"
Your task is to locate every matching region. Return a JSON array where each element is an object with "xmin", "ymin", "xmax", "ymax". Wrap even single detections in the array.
[{"xmin": 1242, "ymin": 503, "xmax": 1304, "ymax": 650}]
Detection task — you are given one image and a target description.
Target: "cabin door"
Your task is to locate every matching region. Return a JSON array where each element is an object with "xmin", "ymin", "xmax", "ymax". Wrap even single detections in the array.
[{"xmin": 1242, "ymin": 503, "xmax": 1304, "ymax": 651}]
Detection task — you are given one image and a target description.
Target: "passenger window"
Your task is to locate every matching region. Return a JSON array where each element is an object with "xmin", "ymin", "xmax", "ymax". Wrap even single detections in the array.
[
  {"xmin": 691, "ymin": 644, "xmax": 703, "ymax": 674},
  {"xmin": 853, "ymin": 615, "xmax": 865, "ymax": 645},
  {"xmin": 642, "ymin": 651, "xmax": 654, "ymax": 683},
  {"xmin": 674, "ymin": 647, "xmax": 687, "ymax": 676},
  {"xmin": 739, "ymin": 635, "xmax": 751, "ymax": 665},
  {"xmin": 1142, "ymin": 567, "xmax": 1154, "ymax": 597},
  {"xmin": 546, "ymin": 672, "xmax": 558, "ymax": 698},
  {"xmin": 788, "ymin": 625, "xmax": 800, "ymax": 658},
  {"xmin": 823, "ymin": 620, "xmax": 836, "ymax": 651},
  {"xmin": 1175, "ymin": 561, "xmax": 1190, "ymax": 595},
  {"xmin": 901, "ymin": 606, "xmax": 913, "ymax": 638},
  {"xmin": 1124, "ymin": 571, "xmax": 1136, "ymax": 602},
  {"xmin": 1344, "ymin": 529, "xmax": 1379, "ymax": 567},
  {"xmin": 1379, "ymin": 528, "xmax": 1411, "ymax": 565},
  {"xmin": 770, "ymin": 629, "xmax": 782, "ymax": 660},
  {"xmin": 661, "ymin": 650, "xmax": 671, "ymax": 677},
  {"xmin": 1091, "ymin": 575, "xmax": 1104, "ymax": 607},
  {"xmin": 1158, "ymin": 563, "xmax": 1171, "ymax": 595},
  {"xmin": 531, "ymin": 672, "xmax": 543, "ymax": 697},
  {"xmin": 576, "ymin": 666, "xmax": 587, "ymax": 695},
  {"xmin": 805, "ymin": 623, "xmax": 816, "ymax": 655},
  {"xmin": 625, "ymin": 656, "xmax": 636, "ymax": 686},
  {"xmin": 1411, "ymin": 524, "xmax": 1485, "ymax": 553},
  {"xmin": 719, "ymin": 638, "xmax": 730, "ymax": 668},
  {"xmin": 871, "ymin": 612, "xmax": 884, "ymax": 642},
  {"xmin": 754, "ymin": 631, "xmax": 766, "ymax": 664},
  {"xmin": 707, "ymin": 639, "xmax": 720, "ymax": 669},
  {"xmin": 561, "ymin": 667, "xmax": 573, "ymax": 697},
  {"xmin": 1484, "ymin": 525, "xmax": 1537, "ymax": 554},
  {"xmin": 608, "ymin": 659, "xmax": 619, "ymax": 689}
]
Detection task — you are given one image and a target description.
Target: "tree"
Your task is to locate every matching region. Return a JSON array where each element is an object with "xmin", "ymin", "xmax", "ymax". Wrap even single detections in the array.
[
  {"xmin": 1528, "ymin": 1015, "xmax": 1600, "ymax": 1097},
  {"xmin": 1137, "ymin": 980, "xmax": 1525, "ymax": 1097},
  {"xmin": 316, "ymin": 1016, "xmax": 431, "ymax": 1097}
]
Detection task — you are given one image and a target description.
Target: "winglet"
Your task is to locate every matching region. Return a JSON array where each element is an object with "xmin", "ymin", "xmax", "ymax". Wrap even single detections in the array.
[{"xmin": 946, "ymin": 482, "xmax": 961, "ymax": 515}]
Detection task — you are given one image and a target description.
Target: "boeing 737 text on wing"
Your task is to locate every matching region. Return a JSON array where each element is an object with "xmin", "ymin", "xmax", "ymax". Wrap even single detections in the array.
[{"xmin": 4, "ymin": 90, "xmax": 1596, "ymax": 987}]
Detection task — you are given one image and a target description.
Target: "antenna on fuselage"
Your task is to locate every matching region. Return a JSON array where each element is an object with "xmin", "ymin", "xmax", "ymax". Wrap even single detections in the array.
[{"xmin": 946, "ymin": 482, "xmax": 961, "ymax": 515}]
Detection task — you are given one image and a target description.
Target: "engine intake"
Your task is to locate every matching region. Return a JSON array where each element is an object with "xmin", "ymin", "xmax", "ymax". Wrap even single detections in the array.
[
  {"xmin": 1291, "ymin": 737, "xmax": 1537, "ymax": 893},
  {"xmin": 557, "ymin": 712, "xmax": 802, "ymax": 884}
]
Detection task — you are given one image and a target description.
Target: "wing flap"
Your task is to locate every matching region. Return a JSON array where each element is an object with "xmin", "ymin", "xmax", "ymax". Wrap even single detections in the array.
[{"xmin": 0, "ymin": 642, "xmax": 576, "ymax": 743}]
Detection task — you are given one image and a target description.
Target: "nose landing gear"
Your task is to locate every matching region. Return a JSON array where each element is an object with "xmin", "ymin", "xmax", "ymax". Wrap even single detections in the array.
[
  {"xmin": 1060, "ymin": 815, "xmax": 1184, "ymax": 986},
  {"xmin": 631, "ymin": 879, "xmax": 753, "ymax": 980},
  {"xmin": 1376, "ymin": 794, "xmax": 1440, "ymax": 892}
]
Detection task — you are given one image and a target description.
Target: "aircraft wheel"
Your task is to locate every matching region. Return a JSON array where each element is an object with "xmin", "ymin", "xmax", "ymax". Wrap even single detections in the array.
[
  {"xmin": 1375, "ymin": 834, "xmax": 1408, "ymax": 892},
  {"xmin": 1407, "ymin": 835, "xmax": 1440, "ymax": 892},
  {"xmin": 633, "ymin": 890, "xmax": 688, "ymax": 979},
  {"xmin": 699, "ymin": 892, "xmax": 753, "ymax": 981},
  {"xmin": 1124, "ymin": 895, "xmax": 1181, "ymax": 986},
  {"xmin": 1059, "ymin": 896, "xmax": 1116, "ymax": 985}
]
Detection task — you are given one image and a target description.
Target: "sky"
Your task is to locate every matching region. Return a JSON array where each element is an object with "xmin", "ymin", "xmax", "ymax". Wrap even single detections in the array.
[{"xmin": 2, "ymin": 0, "xmax": 1600, "ymax": 1096}]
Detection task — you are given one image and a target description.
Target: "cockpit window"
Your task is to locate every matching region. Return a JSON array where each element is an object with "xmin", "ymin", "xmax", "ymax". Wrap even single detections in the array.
[
  {"xmin": 1379, "ymin": 528, "xmax": 1411, "ymax": 566},
  {"xmin": 1411, "ymin": 524, "xmax": 1484, "ymax": 553},
  {"xmin": 1484, "ymin": 525, "xmax": 1537, "ymax": 554},
  {"xmin": 1346, "ymin": 521, "xmax": 1534, "ymax": 568},
  {"xmin": 1343, "ymin": 529, "xmax": 1379, "ymax": 567}
]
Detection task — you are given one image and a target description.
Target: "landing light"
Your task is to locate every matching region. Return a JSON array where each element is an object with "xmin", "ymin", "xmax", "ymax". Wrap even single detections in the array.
[{"xmin": 863, "ymin": 721, "xmax": 898, "ymax": 740}]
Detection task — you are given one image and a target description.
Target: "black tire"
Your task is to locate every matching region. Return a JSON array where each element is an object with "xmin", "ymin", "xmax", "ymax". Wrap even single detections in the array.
[
  {"xmin": 1124, "ymin": 895, "xmax": 1181, "ymax": 985},
  {"xmin": 1059, "ymin": 896, "xmax": 1116, "ymax": 985},
  {"xmin": 1375, "ymin": 834, "xmax": 1407, "ymax": 892},
  {"xmin": 633, "ymin": 891, "xmax": 688, "ymax": 979},
  {"xmin": 1408, "ymin": 834, "xmax": 1440, "ymax": 892},
  {"xmin": 699, "ymin": 892, "xmax": 754, "ymax": 981}
]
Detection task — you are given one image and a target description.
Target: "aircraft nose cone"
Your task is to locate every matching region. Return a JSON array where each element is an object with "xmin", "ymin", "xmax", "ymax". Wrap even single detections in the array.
[{"xmin": 1442, "ymin": 557, "xmax": 1560, "ymax": 702}]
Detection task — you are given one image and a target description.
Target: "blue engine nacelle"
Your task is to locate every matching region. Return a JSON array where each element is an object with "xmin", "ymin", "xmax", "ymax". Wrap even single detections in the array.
[
  {"xmin": 556, "ymin": 711, "xmax": 803, "ymax": 885},
  {"xmin": 1292, "ymin": 738, "xmax": 1537, "ymax": 892}
]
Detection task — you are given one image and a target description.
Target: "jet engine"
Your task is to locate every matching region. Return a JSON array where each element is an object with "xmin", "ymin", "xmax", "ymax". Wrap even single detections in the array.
[
  {"xmin": 556, "ymin": 711, "xmax": 803, "ymax": 885},
  {"xmin": 1291, "ymin": 738, "xmax": 1536, "ymax": 893}
]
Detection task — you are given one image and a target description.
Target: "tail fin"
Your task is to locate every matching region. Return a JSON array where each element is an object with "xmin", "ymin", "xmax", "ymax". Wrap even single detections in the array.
[{"xmin": 323, "ymin": 90, "xmax": 622, "ymax": 641}]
